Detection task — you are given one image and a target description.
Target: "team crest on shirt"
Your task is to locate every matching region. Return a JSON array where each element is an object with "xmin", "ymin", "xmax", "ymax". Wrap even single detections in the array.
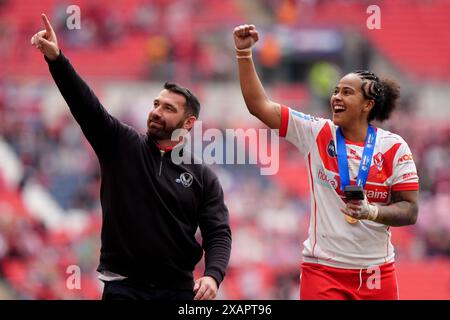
[
  {"xmin": 373, "ymin": 152, "xmax": 384, "ymax": 172},
  {"xmin": 176, "ymin": 172, "xmax": 193, "ymax": 188},
  {"xmin": 327, "ymin": 140, "xmax": 337, "ymax": 157}
]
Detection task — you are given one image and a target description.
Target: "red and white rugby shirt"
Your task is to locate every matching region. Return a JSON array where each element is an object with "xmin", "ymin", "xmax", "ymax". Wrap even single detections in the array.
[{"xmin": 279, "ymin": 106, "xmax": 419, "ymax": 269}]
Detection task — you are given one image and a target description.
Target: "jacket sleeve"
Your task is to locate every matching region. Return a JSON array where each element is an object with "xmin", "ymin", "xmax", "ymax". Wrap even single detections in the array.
[
  {"xmin": 198, "ymin": 167, "xmax": 232, "ymax": 287},
  {"xmin": 45, "ymin": 51, "xmax": 122, "ymax": 159}
]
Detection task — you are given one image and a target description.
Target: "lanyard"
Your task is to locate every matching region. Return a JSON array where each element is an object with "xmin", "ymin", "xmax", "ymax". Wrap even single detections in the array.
[{"xmin": 336, "ymin": 125, "xmax": 376, "ymax": 192}]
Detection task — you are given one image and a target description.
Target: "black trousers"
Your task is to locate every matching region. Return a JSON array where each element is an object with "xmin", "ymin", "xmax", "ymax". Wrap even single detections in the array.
[{"xmin": 102, "ymin": 279, "xmax": 195, "ymax": 300}]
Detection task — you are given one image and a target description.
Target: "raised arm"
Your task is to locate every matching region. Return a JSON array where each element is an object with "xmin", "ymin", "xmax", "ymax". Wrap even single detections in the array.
[
  {"xmin": 31, "ymin": 14, "xmax": 120, "ymax": 158},
  {"xmin": 233, "ymin": 24, "xmax": 281, "ymax": 129}
]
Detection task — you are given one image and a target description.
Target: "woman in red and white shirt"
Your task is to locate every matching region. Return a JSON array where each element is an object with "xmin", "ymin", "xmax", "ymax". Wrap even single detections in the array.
[{"xmin": 233, "ymin": 24, "xmax": 419, "ymax": 300}]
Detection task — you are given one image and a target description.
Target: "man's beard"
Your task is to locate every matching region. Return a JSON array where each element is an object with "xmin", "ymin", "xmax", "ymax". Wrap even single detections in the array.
[{"xmin": 147, "ymin": 118, "xmax": 185, "ymax": 141}]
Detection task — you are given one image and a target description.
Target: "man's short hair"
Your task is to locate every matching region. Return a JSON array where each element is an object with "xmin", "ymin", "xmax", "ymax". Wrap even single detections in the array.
[{"xmin": 164, "ymin": 82, "xmax": 200, "ymax": 118}]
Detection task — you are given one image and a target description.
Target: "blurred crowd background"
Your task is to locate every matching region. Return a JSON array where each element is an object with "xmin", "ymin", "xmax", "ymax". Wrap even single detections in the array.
[{"xmin": 1, "ymin": 0, "xmax": 450, "ymax": 299}]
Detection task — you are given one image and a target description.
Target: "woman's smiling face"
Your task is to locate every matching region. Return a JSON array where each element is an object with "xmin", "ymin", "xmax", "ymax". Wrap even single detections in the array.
[{"xmin": 330, "ymin": 73, "xmax": 373, "ymax": 128}]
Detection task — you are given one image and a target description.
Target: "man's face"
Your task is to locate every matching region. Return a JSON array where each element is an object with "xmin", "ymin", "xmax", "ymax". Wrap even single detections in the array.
[
  {"xmin": 330, "ymin": 73, "xmax": 373, "ymax": 128},
  {"xmin": 147, "ymin": 89, "xmax": 194, "ymax": 140}
]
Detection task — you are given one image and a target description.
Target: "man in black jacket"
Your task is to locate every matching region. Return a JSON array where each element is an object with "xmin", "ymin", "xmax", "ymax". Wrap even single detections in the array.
[{"xmin": 31, "ymin": 14, "xmax": 231, "ymax": 300}]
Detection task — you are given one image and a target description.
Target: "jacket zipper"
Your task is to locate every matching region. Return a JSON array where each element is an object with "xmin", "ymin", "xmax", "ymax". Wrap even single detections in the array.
[{"xmin": 159, "ymin": 150, "xmax": 165, "ymax": 176}]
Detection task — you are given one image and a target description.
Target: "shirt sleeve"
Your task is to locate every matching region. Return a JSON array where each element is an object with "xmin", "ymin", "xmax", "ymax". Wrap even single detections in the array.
[
  {"xmin": 46, "ymin": 51, "xmax": 124, "ymax": 160},
  {"xmin": 198, "ymin": 167, "xmax": 232, "ymax": 287},
  {"xmin": 278, "ymin": 105, "xmax": 329, "ymax": 157},
  {"xmin": 391, "ymin": 139, "xmax": 419, "ymax": 191}
]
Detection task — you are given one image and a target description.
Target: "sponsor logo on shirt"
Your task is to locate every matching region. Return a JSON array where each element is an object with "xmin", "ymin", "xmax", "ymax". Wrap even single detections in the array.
[
  {"xmin": 292, "ymin": 110, "xmax": 321, "ymax": 122},
  {"xmin": 402, "ymin": 172, "xmax": 417, "ymax": 180},
  {"xmin": 317, "ymin": 167, "xmax": 338, "ymax": 190},
  {"xmin": 348, "ymin": 148, "xmax": 361, "ymax": 160},
  {"xmin": 397, "ymin": 153, "xmax": 413, "ymax": 164},
  {"xmin": 365, "ymin": 189, "xmax": 389, "ymax": 202}
]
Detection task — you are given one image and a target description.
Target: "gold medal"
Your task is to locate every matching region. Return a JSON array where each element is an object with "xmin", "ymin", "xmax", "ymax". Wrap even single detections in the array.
[{"xmin": 345, "ymin": 215, "xmax": 358, "ymax": 224}]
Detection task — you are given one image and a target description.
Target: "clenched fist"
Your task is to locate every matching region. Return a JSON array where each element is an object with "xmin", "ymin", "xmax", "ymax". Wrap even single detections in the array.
[
  {"xmin": 233, "ymin": 24, "xmax": 259, "ymax": 50},
  {"xmin": 30, "ymin": 13, "xmax": 60, "ymax": 61}
]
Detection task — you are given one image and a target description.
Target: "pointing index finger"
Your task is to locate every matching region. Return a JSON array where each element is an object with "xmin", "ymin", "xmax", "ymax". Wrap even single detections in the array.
[{"xmin": 41, "ymin": 13, "xmax": 54, "ymax": 34}]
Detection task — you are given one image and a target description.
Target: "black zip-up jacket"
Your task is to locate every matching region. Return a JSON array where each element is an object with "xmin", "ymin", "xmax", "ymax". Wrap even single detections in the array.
[{"xmin": 46, "ymin": 52, "xmax": 232, "ymax": 289}]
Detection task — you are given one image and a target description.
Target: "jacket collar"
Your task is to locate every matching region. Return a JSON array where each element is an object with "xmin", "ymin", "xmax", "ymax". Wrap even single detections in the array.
[{"xmin": 146, "ymin": 134, "xmax": 185, "ymax": 156}]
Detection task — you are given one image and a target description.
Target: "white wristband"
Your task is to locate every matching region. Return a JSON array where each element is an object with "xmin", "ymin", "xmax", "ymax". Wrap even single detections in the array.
[
  {"xmin": 236, "ymin": 54, "xmax": 252, "ymax": 59},
  {"xmin": 235, "ymin": 47, "xmax": 252, "ymax": 53},
  {"xmin": 367, "ymin": 204, "xmax": 379, "ymax": 221}
]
